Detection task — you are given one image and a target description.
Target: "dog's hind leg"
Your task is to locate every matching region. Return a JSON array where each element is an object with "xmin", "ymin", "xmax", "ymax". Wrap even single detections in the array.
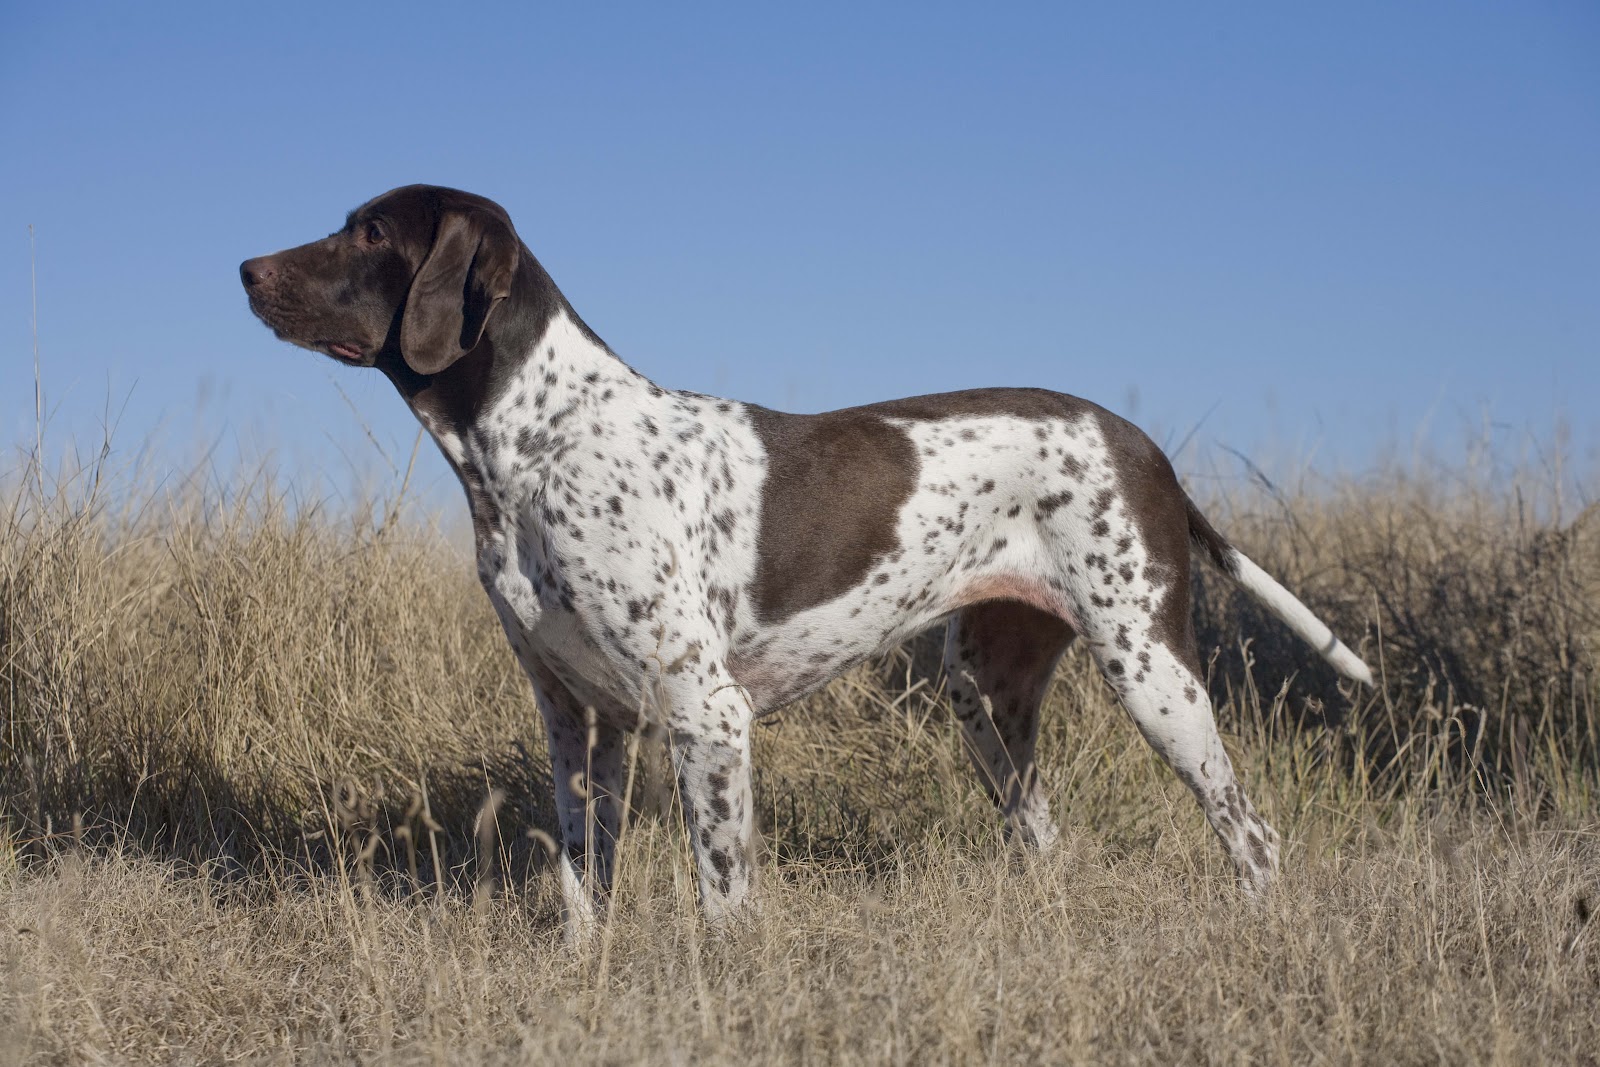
[
  {"xmin": 1080, "ymin": 612, "xmax": 1281, "ymax": 896},
  {"xmin": 944, "ymin": 601, "xmax": 1077, "ymax": 850}
]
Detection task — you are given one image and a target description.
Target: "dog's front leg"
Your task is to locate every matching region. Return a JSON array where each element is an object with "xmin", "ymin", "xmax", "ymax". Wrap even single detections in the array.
[
  {"xmin": 532, "ymin": 675, "xmax": 629, "ymax": 946},
  {"xmin": 664, "ymin": 678, "xmax": 758, "ymax": 924}
]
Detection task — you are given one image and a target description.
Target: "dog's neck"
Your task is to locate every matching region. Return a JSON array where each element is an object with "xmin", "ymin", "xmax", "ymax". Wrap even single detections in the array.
[
  {"xmin": 381, "ymin": 246, "xmax": 670, "ymax": 524},
  {"xmin": 380, "ymin": 243, "xmax": 646, "ymax": 435}
]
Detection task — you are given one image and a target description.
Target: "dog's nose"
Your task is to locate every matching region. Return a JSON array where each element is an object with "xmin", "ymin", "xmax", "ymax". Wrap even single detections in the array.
[{"xmin": 239, "ymin": 258, "xmax": 276, "ymax": 289}]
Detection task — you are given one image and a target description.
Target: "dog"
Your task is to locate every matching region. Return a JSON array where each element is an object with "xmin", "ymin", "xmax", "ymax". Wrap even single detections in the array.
[{"xmin": 241, "ymin": 185, "xmax": 1373, "ymax": 938}]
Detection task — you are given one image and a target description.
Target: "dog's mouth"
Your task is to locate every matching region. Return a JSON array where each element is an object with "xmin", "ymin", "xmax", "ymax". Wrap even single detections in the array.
[
  {"xmin": 244, "ymin": 291, "xmax": 373, "ymax": 367},
  {"xmin": 324, "ymin": 342, "xmax": 366, "ymax": 364}
]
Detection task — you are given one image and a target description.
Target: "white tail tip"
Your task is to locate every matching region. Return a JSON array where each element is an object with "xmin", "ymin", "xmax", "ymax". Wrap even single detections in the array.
[
  {"xmin": 1325, "ymin": 640, "xmax": 1375, "ymax": 688},
  {"xmin": 1228, "ymin": 550, "xmax": 1375, "ymax": 687}
]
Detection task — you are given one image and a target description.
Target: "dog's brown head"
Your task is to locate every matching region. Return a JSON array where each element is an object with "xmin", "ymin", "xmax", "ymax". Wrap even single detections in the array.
[{"xmin": 241, "ymin": 185, "xmax": 521, "ymax": 376}]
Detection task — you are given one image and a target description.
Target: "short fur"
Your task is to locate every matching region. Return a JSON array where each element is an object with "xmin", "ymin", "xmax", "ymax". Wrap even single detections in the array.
[{"xmin": 242, "ymin": 185, "xmax": 1373, "ymax": 940}]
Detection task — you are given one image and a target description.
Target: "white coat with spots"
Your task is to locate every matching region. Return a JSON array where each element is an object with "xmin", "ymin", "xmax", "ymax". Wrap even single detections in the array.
[{"xmin": 241, "ymin": 185, "xmax": 1374, "ymax": 941}]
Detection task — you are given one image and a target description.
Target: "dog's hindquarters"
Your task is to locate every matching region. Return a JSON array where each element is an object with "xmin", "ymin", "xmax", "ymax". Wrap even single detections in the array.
[{"xmin": 1073, "ymin": 599, "xmax": 1282, "ymax": 894}]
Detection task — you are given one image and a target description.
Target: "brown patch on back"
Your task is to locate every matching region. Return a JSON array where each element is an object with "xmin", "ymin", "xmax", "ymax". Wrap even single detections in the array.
[
  {"xmin": 744, "ymin": 406, "xmax": 918, "ymax": 623},
  {"xmin": 865, "ymin": 387, "xmax": 1097, "ymax": 422}
]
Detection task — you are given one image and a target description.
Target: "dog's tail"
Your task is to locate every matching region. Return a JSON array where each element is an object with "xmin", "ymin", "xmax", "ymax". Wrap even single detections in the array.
[{"xmin": 1184, "ymin": 497, "xmax": 1375, "ymax": 687}]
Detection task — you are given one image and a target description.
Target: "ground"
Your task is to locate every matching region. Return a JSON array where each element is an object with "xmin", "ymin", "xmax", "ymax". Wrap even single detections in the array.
[{"xmin": 2, "ymin": 457, "xmax": 1596, "ymax": 1064}]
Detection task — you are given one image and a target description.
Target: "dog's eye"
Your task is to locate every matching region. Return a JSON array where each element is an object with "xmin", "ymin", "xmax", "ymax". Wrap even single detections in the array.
[{"xmin": 363, "ymin": 221, "xmax": 385, "ymax": 246}]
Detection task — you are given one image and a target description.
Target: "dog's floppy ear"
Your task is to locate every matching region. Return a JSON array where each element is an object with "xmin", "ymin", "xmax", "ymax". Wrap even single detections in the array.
[{"xmin": 400, "ymin": 204, "xmax": 520, "ymax": 375}]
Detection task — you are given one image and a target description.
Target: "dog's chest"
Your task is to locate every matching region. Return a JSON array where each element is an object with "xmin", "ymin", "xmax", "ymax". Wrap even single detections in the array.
[
  {"xmin": 468, "ymin": 457, "xmax": 627, "ymax": 694},
  {"xmin": 459, "ymin": 389, "xmax": 771, "ymax": 706},
  {"xmin": 472, "ymin": 515, "xmax": 642, "ymax": 722}
]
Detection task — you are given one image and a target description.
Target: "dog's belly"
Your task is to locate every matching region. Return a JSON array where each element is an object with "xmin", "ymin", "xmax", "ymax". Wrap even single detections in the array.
[{"xmin": 727, "ymin": 539, "xmax": 1073, "ymax": 713}]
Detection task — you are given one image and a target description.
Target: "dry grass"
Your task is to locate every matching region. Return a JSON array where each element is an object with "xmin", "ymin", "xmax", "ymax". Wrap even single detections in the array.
[{"xmin": 2, "ymin": 446, "xmax": 1597, "ymax": 1065}]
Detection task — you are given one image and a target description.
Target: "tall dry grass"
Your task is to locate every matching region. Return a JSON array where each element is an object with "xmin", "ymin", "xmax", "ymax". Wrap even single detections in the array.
[{"xmin": 1, "ymin": 442, "xmax": 1597, "ymax": 1064}]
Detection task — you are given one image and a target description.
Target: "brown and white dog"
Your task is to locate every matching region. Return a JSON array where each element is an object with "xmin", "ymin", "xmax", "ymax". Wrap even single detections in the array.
[{"xmin": 241, "ymin": 185, "xmax": 1372, "ymax": 939}]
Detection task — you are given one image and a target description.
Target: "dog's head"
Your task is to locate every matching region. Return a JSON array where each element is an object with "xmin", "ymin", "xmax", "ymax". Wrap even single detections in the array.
[{"xmin": 241, "ymin": 185, "xmax": 521, "ymax": 376}]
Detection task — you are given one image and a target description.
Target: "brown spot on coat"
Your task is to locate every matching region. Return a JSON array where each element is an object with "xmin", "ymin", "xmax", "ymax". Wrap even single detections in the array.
[{"xmin": 744, "ymin": 406, "xmax": 918, "ymax": 623}]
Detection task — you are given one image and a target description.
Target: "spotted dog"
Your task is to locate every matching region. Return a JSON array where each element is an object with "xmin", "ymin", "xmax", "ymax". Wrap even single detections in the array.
[{"xmin": 241, "ymin": 185, "xmax": 1373, "ymax": 938}]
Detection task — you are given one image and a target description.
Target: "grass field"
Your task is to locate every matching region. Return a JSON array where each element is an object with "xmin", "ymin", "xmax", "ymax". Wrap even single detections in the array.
[{"xmin": 3, "ymin": 447, "xmax": 1597, "ymax": 1064}]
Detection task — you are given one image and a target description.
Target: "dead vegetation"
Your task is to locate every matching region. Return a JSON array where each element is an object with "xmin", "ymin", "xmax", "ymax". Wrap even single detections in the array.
[{"xmin": 2, "ymin": 446, "xmax": 1596, "ymax": 1064}]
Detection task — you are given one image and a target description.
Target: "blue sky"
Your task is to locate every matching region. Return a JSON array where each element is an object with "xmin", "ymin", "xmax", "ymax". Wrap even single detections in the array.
[{"xmin": 3, "ymin": 2, "xmax": 1597, "ymax": 506}]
